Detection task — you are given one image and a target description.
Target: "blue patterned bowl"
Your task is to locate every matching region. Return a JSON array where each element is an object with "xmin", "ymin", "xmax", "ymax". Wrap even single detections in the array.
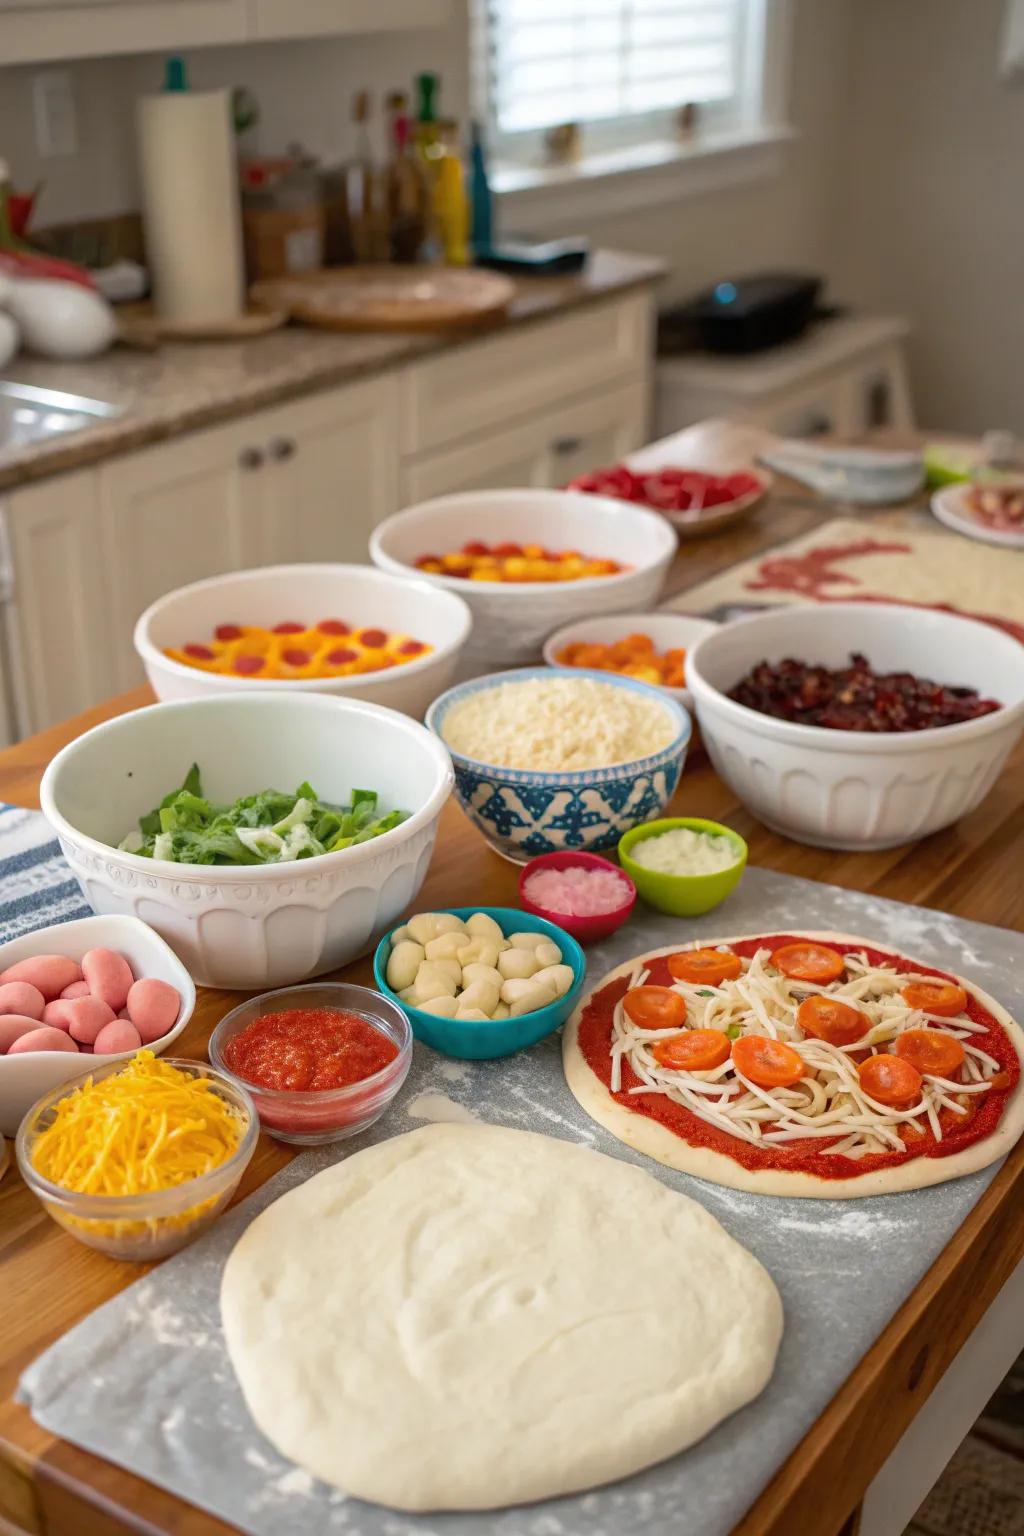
[{"xmin": 425, "ymin": 667, "xmax": 691, "ymax": 864}]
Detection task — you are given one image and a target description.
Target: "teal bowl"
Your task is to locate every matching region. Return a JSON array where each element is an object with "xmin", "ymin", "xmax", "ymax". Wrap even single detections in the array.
[{"xmin": 373, "ymin": 906, "xmax": 586, "ymax": 1060}]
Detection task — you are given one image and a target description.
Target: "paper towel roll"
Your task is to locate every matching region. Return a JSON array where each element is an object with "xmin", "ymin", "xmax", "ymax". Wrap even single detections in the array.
[{"xmin": 137, "ymin": 87, "xmax": 245, "ymax": 326}]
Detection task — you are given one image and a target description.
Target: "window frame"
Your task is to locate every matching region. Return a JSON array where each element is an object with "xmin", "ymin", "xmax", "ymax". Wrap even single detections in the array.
[{"xmin": 474, "ymin": 0, "xmax": 773, "ymax": 170}]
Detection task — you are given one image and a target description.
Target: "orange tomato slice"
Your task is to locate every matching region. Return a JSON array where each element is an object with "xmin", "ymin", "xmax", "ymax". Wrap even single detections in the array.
[
  {"xmin": 796, "ymin": 994, "xmax": 870, "ymax": 1046},
  {"xmin": 857, "ymin": 1053, "xmax": 923, "ymax": 1107},
  {"xmin": 623, "ymin": 986, "xmax": 687, "ymax": 1030},
  {"xmin": 667, "ymin": 949, "xmax": 742, "ymax": 987},
  {"xmin": 771, "ymin": 941, "xmax": 846, "ymax": 984},
  {"xmin": 731, "ymin": 1035, "xmax": 805, "ymax": 1088},
  {"xmin": 894, "ymin": 1028, "xmax": 966, "ymax": 1077},
  {"xmin": 651, "ymin": 1029, "xmax": 731, "ymax": 1072},
  {"xmin": 901, "ymin": 980, "xmax": 968, "ymax": 1018}
]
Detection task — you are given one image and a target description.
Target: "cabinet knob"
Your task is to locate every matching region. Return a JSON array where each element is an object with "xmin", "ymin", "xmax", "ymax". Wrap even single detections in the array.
[
  {"xmin": 552, "ymin": 435, "xmax": 583, "ymax": 456},
  {"xmin": 267, "ymin": 436, "xmax": 296, "ymax": 462},
  {"xmin": 239, "ymin": 446, "xmax": 264, "ymax": 471}
]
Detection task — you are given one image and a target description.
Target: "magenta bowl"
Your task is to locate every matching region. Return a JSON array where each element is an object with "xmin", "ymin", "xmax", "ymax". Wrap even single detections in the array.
[{"xmin": 518, "ymin": 850, "xmax": 637, "ymax": 944}]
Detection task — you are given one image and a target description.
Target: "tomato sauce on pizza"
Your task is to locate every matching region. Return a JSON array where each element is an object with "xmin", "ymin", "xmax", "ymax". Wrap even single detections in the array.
[{"xmin": 576, "ymin": 935, "xmax": 1020, "ymax": 1180}]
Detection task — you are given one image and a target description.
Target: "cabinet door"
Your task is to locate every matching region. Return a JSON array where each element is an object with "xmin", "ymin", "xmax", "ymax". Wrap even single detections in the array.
[
  {"xmin": 1, "ymin": 469, "xmax": 115, "ymax": 736},
  {"xmin": 4, "ymin": 1, "xmax": 248, "ymax": 65},
  {"xmin": 247, "ymin": 0, "xmax": 448, "ymax": 40},
  {"xmin": 401, "ymin": 378, "xmax": 648, "ymax": 502},
  {"xmin": 253, "ymin": 375, "xmax": 400, "ymax": 566},
  {"xmin": 98, "ymin": 419, "xmax": 254, "ymax": 691}
]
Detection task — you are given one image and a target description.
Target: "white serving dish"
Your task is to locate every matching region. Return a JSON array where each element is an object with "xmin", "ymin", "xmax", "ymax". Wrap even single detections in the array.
[
  {"xmin": 0, "ymin": 913, "xmax": 195, "ymax": 1138},
  {"xmin": 757, "ymin": 442, "xmax": 925, "ymax": 505},
  {"xmin": 40, "ymin": 692, "xmax": 454, "ymax": 990},
  {"xmin": 134, "ymin": 564, "xmax": 473, "ymax": 720},
  {"xmin": 931, "ymin": 483, "xmax": 1024, "ymax": 550},
  {"xmin": 622, "ymin": 437, "xmax": 770, "ymax": 538},
  {"xmin": 369, "ymin": 489, "xmax": 677, "ymax": 673},
  {"xmin": 686, "ymin": 603, "xmax": 1024, "ymax": 851},
  {"xmin": 542, "ymin": 612, "xmax": 719, "ymax": 708}
]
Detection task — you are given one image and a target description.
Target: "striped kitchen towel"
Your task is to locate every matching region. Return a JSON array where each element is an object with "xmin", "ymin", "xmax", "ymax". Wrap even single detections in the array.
[{"xmin": 0, "ymin": 804, "xmax": 90, "ymax": 947}]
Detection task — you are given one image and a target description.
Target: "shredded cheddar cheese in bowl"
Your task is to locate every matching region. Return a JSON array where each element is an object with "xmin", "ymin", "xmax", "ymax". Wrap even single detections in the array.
[{"xmin": 17, "ymin": 1053, "xmax": 257, "ymax": 1261}]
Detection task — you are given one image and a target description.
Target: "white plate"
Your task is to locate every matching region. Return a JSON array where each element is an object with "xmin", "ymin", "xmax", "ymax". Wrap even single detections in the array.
[
  {"xmin": 542, "ymin": 612, "xmax": 719, "ymax": 709},
  {"xmin": 931, "ymin": 483, "xmax": 1024, "ymax": 549},
  {"xmin": 624, "ymin": 438, "xmax": 771, "ymax": 538}
]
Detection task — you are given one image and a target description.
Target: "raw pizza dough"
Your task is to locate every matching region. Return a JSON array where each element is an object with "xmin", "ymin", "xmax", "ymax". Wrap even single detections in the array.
[
  {"xmin": 221, "ymin": 1122, "xmax": 782, "ymax": 1512},
  {"xmin": 563, "ymin": 931, "xmax": 1024, "ymax": 1200}
]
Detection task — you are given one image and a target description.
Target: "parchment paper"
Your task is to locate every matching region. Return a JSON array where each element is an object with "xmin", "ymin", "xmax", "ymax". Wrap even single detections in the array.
[{"xmin": 19, "ymin": 869, "xmax": 1024, "ymax": 1536}]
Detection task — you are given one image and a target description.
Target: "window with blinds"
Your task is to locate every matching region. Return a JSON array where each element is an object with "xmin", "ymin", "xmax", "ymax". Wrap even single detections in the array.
[{"xmin": 479, "ymin": 0, "xmax": 756, "ymax": 153}]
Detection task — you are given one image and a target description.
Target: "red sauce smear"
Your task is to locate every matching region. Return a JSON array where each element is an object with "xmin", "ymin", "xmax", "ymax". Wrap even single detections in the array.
[
  {"xmin": 224, "ymin": 1007, "xmax": 398, "ymax": 1093},
  {"xmin": 578, "ymin": 935, "xmax": 1020, "ymax": 1180}
]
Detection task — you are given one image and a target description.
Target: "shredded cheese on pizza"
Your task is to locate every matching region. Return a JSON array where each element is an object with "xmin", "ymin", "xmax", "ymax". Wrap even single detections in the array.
[
  {"xmin": 610, "ymin": 948, "xmax": 1003, "ymax": 1160},
  {"xmin": 30, "ymin": 1051, "xmax": 245, "ymax": 1196}
]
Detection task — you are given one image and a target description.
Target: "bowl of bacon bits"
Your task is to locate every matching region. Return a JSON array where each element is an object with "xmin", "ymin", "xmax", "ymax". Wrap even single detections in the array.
[
  {"xmin": 686, "ymin": 602, "xmax": 1024, "ymax": 851},
  {"xmin": 134, "ymin": 563, "xmax": 471, "ymax": 719},
  {"xmin": 209, "ymin": 982, "xmax": 412, "ymax": 1144},
  {"xmin": 569, "ymin": 462, "xmax": 768, "ymax": 539}
]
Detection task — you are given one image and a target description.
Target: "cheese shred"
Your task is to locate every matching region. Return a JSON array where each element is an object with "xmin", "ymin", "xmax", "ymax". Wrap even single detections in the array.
[{"xmin": 31, "ymin": 1052, "xmax": 245, "ymax": 1197}]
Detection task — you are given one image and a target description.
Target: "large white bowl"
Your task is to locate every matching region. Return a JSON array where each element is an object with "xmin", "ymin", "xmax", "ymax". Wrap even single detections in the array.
[
  {"xmin": 686, "ymin": 603, "xmax": 1024, "ymax": 850},
  {"xmin": 134, "ymin": 564, "xmax": 473, "ymax": 720},
  {"xmin": 542, "ymin": 612, "xmax": 719, "ymax": 709},
  {"xmin": 40, "ymin": 693, "xmax": 454, "ymax": 990},
  {"xmin": 369, "ymin": 490, "xmax": 677, "ymax": 672},
  {"xmin": 0, "ymin": 913, "xmax": 195, "ymax": 1138}
]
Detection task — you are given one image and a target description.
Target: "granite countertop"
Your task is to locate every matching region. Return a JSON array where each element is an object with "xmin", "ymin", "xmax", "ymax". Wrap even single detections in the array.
[{"xmin": 0, "ymin": 250, "xmax": 664, "ymax": 492}]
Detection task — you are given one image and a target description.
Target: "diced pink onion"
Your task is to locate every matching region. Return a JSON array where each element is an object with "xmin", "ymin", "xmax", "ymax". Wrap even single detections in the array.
[{"xmin": 524, "ymin": 865, "xmax": 631, "ymax": 917}]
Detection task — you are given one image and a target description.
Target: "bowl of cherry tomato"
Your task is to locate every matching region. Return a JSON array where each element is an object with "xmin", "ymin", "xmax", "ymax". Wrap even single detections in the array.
[{"xmin": 569, "ymin": 462, "xmax": 769, "ymax": 540}]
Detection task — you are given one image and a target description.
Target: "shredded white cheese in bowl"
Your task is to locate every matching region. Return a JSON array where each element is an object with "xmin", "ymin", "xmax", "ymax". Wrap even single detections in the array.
[
  {"xmin": 435, "ymin": 674, "xmax": 680, "ymax": 773},
  {"xmin": 630, "ymin": 827, "xmax": 741, "ymax": 877}
]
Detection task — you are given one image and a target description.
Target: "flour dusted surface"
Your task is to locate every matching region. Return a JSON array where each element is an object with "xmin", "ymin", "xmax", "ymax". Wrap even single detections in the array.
[{"xmin": 440, "ymin": 676, "xmax": 677, "ymax": 771}]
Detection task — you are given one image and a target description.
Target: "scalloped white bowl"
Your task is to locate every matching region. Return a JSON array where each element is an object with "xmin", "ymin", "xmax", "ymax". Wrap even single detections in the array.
[
  {"xmin": 40, "ymin": 693, "xmax": 454, "ymax": 990},
  {"xmin": 134, "ymin": 564, "xmax": 472, "ymax": 720},
  {"xmin": 0, "ymin": 913, "xmax": 195, "ymax": 1138},
  {"xmin": 686, "ymin": 603, "xmax": 1024, "ymax": 850},
  {"xmin": 370, "ymin": 489, "xmax": 677, "ymax": 673}
]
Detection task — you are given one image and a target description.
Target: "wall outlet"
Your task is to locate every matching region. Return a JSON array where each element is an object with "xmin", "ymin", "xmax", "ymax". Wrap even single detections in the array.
[{"xmin": 32, "ymin": 70, "xmax": 79, "ymax": 159}]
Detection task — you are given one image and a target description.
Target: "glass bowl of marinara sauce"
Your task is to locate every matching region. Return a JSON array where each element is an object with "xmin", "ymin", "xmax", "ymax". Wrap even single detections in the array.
[{"xmin": 208, "ymin": 983, "xmax": 412, "ymax": 1145}]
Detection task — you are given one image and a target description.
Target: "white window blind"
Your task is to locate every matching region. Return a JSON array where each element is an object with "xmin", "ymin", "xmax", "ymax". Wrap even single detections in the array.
[{"xmin": 482, "ymin": 0, "xmax": 752, "ymax": 142}]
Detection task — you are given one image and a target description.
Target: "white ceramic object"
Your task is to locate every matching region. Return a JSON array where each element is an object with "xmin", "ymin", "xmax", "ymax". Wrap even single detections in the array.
[
  {"xmin": 5, "ymin": 278, "xmax": 116, "ymax": 360},
  {"xmin": 542, "ymin": 612, "xmax": 719, "ymax": 708},
  {"xmin": 40, "ymin": 693, "xmax": 454, "ymax": 990},
  {"xmin": 757, "ymin": 442, "xmax": 924, "ymax": 505},
  {"xmin": 134, "ymin": 564, "xmax": 473, "ymax": 719},
  {"xmin": 370, "ymin": 490, "xmax": 677, "ymax": 673},
  {"xmin": 622, "ymin": 437, "xmax": 771, "ymax": 538},
  {"xmin": 931, "ymin": 483, "xmax": 1024, "ymax": 550},
  {"xmin": 0, "ymin": 913, "xmax": 195, "ymax": 1138},
  {"xmin": 686, "ymin": 603, "xmax": 1024, "ymax": 851}
]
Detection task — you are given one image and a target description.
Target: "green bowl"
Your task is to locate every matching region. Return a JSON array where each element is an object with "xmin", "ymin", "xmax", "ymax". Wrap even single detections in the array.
[{"xmin": 618, "ymin": 817, "xmax": 748, "ymax": 917}]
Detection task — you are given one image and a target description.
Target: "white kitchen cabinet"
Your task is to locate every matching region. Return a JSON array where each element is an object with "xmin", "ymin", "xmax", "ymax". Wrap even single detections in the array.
[
  {"xmin": 1, "ymin": 0, "xmax": 249, "ymax": 65},
  {"xmin": 0, "ymin": 469, "xmax": 115, "ymax": 737},
  {"xmin": 0, "ymin": 0, "xmax": 448, "ymax": 64},
  {"xmin": 98, "ymin": 418, "xmax": 254, "ymax": 692},
  {"xmin": 252, "ymin": 376, "xmax": 400, "ymax": 566},
  {"xmin": 400, "ymin": 379, "xmax": 648, "ymax": 502}
]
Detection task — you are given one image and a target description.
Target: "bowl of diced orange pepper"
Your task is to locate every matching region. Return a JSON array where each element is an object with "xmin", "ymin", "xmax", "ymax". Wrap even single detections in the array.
[{"xmin": 543, "ymin": 613, "xmax": 719, "ymax": 707}]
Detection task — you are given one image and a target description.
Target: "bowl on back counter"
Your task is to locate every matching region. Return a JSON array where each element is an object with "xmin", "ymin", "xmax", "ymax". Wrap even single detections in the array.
[
  {"xmin": 40, "ymin": 692, "xmax": 454, "ymax": 990},
  {"xmin": 134, "ymin": 563, "xmax": 472, "ymax": 720},
  {"xmin": 426, "ymin": 667, "xmax": 691, "ymax": 863},
  {"xmin": 0, "ymin": 913, "xmax": 195, "ymax": 1138},
  {"xmin": 369, "ymin": 489, "xmax": 677, "ymax": 673},
  {"xmin": 685, "ymin": 603, "xmax": 1024, "ymax": 850},
  {"xmin": 542, "ymin": 612, "xmax": 719, "ymax": 708}
]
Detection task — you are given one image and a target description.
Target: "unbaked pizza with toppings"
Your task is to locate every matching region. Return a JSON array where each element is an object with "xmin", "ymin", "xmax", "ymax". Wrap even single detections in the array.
[{"xmin": 562, "ymin": 932, "xmax": 1024, "ymax": 1197}]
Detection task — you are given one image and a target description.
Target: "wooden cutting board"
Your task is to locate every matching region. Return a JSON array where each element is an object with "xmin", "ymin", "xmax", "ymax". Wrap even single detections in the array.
[{"xmin": 250, "ymin": 265, "xmax": 516, "ymax": 332}]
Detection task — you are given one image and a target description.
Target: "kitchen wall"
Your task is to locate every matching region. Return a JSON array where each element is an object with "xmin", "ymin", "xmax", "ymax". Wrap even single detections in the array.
[{"xmin": 829, "ymin": 0, "xmax": 1024, "ymax": 435}]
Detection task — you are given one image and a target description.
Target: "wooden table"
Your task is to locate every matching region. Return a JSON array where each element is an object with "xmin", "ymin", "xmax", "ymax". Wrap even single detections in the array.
[{"xmin": 2, "ymin": 472, "xmax": 1024, "ymax": 1536}]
